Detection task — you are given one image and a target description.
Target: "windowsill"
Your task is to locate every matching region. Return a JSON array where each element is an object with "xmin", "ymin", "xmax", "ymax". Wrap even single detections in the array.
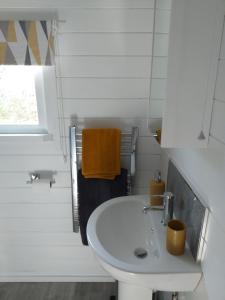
[
  {"xmin": 0, "ymin": 133, "xmax": 48, "ymax": 136},
  {"xmin": 0, "ymin": 132, "xmax": 54, "ymax": 141}
]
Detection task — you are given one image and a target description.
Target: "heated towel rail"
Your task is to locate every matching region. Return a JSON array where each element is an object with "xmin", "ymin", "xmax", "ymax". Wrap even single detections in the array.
[{"xmin": 70, "ymin": 126, "xmax": 139, "ymax": 233}]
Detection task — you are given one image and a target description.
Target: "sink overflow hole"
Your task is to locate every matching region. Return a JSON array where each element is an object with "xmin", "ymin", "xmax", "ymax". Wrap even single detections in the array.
[{"xmin": 134, "ymin": 248, "xmax": 148, "ymax": 259}]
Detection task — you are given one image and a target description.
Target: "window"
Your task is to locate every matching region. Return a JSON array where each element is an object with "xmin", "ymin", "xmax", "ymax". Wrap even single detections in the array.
[{"xmin": 0, "ymin": 65, "xmax": 47, "ymax": 134}]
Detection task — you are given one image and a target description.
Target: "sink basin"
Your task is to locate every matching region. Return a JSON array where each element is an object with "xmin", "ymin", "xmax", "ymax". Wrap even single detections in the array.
[{"xmin": 87, "ymin": 195, "xmax": 201, "ymax": 300}]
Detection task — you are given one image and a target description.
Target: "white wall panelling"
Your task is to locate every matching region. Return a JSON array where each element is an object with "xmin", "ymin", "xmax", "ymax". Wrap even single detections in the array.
[
  {"xmin": 58, "ymin": 33, "xmax": 168, "ymax": 56},
  {"xmin": 63, "ymin": 99, "xmax": 149, "ymax": 118},
  {"xmin": 60, "ymin": 78, "xmax": 150, "ymax": 99},
  {"xmin": 0, "ymin": 233, "xmax": 83, "ymax": 246},
  {"xmin": 0, "ymin": 0, "xmax": 171, "ymax": 280},
  {"xmin": 58, "ymin": 9, "xmax": 155, "ymax": 33},
  {"xmin": 149, "ymin": 100, "xmax": 165, "ymax": 118},
  {"xmin": 0, "ymin": 0, "xmax": 172, "ymax": 9},
  {"xmin": 0, "ymin": 140, "xmax": 63, "ymax": 155},
  {"xmin": 150, "ymin": 79, "xmax": 166, "ymax": 98},
  {"xmin": 58, "ymin": 9, "xmax": 170, "ymax": 34},
  {"xmin": 0, "ymin": 156, "xmax": 69, "ymax": 172},
  {"xmin": 152, "ymin": 57, "xmax": 168, "ymax": 78},
  {"xmin": 0, "ymin": 203, "xmax": 72, "ymax": 219},
  {"xmin": 138, "ymin": 137, "xmax": 161, "ymax": 154},
  {"xmin": 58, "ymin": 56, "xmax": 167, "ymax": 78},
  {"xmin": 0, "ymin": 188, "xmax": 71, "ymax": 204},
  {"xmin": 0, "ymin": 218, "xmax": 73, "ymax": 233}
]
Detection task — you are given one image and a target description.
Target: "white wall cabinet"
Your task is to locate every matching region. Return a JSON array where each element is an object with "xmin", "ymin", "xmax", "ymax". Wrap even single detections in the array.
[{"xmin": 161, "ymin": 0, "xmax": 225, "ymax": 148}]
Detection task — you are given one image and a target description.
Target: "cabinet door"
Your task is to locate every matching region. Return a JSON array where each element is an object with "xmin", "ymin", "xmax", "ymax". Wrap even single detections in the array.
[{"xmin": 161, "ymin": 0, "xmax": 225, "ymax": 148}]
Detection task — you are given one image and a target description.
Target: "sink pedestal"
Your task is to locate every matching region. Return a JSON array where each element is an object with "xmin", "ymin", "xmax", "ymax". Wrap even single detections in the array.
[{"xmin": 119, "ymin": 282, "xmax": 152, "ymax": 300}]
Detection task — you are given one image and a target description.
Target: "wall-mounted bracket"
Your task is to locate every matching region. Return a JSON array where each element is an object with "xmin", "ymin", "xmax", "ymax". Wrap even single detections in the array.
[{"xmin": 26, "ymin": 170, "xmax": 57, "ymax": 188}]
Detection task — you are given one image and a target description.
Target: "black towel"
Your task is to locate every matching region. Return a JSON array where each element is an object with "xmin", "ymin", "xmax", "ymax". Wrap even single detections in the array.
[{"xmin": 78, "ymin": 168, "xmax": 128, "ymax": 245}]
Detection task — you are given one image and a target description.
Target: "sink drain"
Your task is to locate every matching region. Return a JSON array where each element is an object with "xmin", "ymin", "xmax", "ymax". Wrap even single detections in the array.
[{"xmin": 134, "ymin": 248, "xmax": 148, "ymax": 259}]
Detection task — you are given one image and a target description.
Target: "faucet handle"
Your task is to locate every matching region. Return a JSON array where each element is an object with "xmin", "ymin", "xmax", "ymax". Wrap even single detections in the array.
[
  {"xmin": 164, "ymin": 191, "xmax": 174, "ymax": 199},
  {"xmin": 142, "ymin": 205, "xmax": 164, "ymax": 214}
]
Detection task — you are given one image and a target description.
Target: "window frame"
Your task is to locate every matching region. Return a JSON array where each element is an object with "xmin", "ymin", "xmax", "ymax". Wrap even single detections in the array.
[
  {"xmin": 0, "ymin": 66, "xmax": 61, "ymax": 156},
  {"xmin": 0, "ymin": 66, "xmax": 50, "ymax": 135}
]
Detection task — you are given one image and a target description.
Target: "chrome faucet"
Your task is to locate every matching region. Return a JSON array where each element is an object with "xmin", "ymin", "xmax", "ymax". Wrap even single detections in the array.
[{"xmin": 143, "ymin": 192, "xmax": 174, "ymax": 226}]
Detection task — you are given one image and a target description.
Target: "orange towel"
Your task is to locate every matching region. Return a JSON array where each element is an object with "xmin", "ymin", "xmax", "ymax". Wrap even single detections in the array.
[{"xmin": 82, "ymin": 128, "xmax": 121, "ymax": 180}]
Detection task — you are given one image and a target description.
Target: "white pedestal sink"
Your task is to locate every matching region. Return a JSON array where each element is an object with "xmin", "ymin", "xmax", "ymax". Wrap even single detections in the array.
[{"xmin": 87, "ymin": 195, "xmax": 202, "ymax": 300}]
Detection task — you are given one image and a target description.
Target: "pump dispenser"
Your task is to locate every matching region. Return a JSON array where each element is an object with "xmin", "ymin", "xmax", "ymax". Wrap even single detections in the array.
[{"xmin": 150, "ymin": 170, "xmax": 165, "ymax": 206}]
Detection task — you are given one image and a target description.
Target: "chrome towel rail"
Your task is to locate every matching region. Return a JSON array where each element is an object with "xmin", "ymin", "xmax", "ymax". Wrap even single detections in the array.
[{"xmin": 69, "ymin": 126, "xmax": 139, "ymax": 233}]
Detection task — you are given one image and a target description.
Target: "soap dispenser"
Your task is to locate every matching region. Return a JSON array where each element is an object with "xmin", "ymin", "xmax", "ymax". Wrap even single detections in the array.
[{"xmin": 150, "ymin": 170, "xmax": 165, "ymax": 206}]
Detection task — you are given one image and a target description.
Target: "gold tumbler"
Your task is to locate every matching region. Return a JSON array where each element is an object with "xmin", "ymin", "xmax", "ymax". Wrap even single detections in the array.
[{"xmin": 166, "ymin": 219, "xmax": 186, "ymax": 256}]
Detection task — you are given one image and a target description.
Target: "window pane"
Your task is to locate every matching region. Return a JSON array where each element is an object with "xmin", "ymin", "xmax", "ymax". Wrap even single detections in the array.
[{"xmin": 0, "ymin": 66, "xmax": 40, "ymax": 125}]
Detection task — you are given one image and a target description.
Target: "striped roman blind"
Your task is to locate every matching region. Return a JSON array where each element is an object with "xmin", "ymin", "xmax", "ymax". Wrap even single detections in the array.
[{"xmin": 0, "ymin": 20, "xmax": 55, "ymax": 65}]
